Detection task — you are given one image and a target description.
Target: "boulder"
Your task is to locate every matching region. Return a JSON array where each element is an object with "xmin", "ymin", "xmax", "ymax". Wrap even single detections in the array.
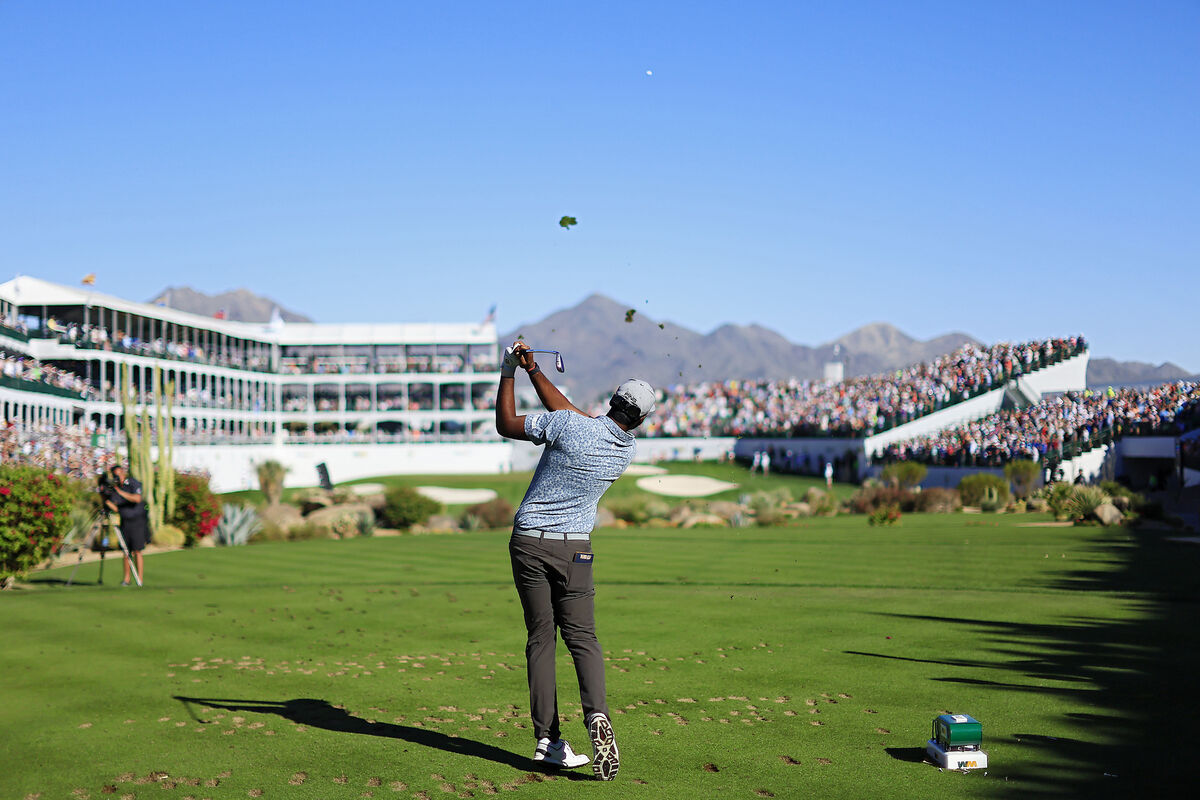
[
  {"xmin": 706, "ymin": 500, "xmax": 745, "ymax": 521},
  {"xmin": 680, "ymin": 513, "xmax": 729, "ymax": 529},
  {"xmin": 1026, "ymin": 497, "xmax": 1050, "ymax": 513},
  {"xmin": 356, "ymin": 491, "xmax": 388, "ymax": 511},
  {"xmin": 804, "ymin": 487, "xmax": 828, "ymax": 506},
  {"xmin": 669, "ymin": 504, "xmax": 694, "ymax": 526},
  {"xmin": 1093, "ymin": 503, "xmax": 1124, "ymax": 527},
  {"xmin": 422, "ymin": 514, "xmax": 463, "ymax": 532},
  {"xmin": 197, "ymin": 535, "xmax": 217, "ymax": 548},
  {"xmin": 790, "ymin": 502, "xmax": 813, "ymax": 518},
  {"xmin": 305, "ymin": 503, "xmax": 375, "ymax": 537},
  {"xmin": 1111, "ymin": 495, "xmax": 1131, "ymax": 512},
  {"xmin": 260, "ymin": 503, "xmax": 304, "ymax": 531},
  {"xmin": 297, "ymin": 491, "xmax": 334, "ymax": 516}
]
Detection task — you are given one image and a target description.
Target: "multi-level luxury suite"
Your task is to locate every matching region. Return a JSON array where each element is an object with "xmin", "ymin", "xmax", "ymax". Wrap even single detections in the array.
[{"xmin": 1, "ymin": 276, "xmax": 508, "ymax": 488}]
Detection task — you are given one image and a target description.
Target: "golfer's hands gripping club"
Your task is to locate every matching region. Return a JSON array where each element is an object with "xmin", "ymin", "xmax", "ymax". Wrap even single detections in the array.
[{"xmin": 501, "ymin": 341, "xmax": 538, "ymax": 378}]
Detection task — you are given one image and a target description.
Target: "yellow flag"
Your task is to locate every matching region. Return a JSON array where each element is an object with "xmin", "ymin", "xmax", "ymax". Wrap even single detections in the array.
[{"xmin": 81, "ymin": 273, "xmax": 96, "ymax": 285}]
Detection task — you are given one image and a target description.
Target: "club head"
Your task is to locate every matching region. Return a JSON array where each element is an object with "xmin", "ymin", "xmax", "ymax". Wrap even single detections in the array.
[{"xmin": 525, "ymin": 349, "xmax": 566, "ymax": 372}]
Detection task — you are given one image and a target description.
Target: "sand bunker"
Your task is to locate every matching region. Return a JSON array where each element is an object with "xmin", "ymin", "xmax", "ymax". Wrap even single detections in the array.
[
  {"xmin": 624, "ymin": 464, "xmax": 668, "ymax": 476},
  {"xmin": 416, "ymin": 486, "xmax": 498, "ymax": 504},
  {"xmin": 636, "ymin": 475, "xmax": 739, "ymax": 497},
  {"xmin": 348, "ymin": 483, "xmax": 386, "ymax": 496}
]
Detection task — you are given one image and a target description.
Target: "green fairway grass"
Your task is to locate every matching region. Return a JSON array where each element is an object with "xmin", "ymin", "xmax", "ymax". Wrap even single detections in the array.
[{"xmin": 4, "ymin": 513, "xmax": 1197, "ymax": 798}]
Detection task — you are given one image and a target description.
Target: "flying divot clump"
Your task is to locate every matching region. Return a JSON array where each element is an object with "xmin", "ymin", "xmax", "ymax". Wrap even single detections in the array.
[{"xmin": 559, "ymin": 216, "xmax": 577, "ymax": 230}]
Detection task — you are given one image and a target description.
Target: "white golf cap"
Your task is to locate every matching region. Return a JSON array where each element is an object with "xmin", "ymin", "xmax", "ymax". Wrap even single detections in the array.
[{"xmin": 611, "ymin": 378, "xmax": 656, "ymax": 418}]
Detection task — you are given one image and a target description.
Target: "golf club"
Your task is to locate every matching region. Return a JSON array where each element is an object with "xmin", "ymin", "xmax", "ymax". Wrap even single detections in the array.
[{"xmin": 525, "ymin": 349, "xmax": 566, "ymax": 372}]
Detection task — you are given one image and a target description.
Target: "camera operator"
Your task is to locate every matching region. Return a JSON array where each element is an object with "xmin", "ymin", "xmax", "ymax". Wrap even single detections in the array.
[{"xmin": 102, "ymin": 464, "xmax": 149, "ymax": 586}]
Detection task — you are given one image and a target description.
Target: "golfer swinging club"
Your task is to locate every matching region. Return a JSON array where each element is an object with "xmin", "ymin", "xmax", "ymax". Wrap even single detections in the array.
[{"xmin": 495, "ymin": 340, "xmax": 655, "ymax": 781}]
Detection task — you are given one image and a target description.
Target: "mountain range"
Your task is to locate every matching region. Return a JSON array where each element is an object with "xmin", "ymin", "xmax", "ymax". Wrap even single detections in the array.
[
  {"xmin": 148, "ymin": 286, "xmax": 313, "ymax": 323},
  {"xmin": 150, "ymin": 286, "xmax": 1193, "ymax": 400},
  {"xmin": 500, "ymin": 295, "xmax": 1195, "ymax": 401}
]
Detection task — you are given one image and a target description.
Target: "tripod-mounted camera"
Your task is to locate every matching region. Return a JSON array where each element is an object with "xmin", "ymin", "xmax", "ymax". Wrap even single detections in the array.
[{"xmin": 57, "ymin": 509, "xmax": 142, "ymax": 587}]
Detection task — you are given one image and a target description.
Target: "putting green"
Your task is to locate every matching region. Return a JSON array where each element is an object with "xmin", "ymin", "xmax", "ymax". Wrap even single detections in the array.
[{"xmin": 1, "ymin": 514, "xmax": 1194, "ymax": 798}]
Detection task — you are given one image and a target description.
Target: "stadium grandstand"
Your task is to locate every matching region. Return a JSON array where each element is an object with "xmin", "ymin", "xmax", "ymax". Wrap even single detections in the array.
[
  {"xmin": 5, "ymin": 276, "xmax": 1197, "ymax": 492},
  {"xmin": 2, "ymin": 275, "xmax": 507, "ymax": 490}
]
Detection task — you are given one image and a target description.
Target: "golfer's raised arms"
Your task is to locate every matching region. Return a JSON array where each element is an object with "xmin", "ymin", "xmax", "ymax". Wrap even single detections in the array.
[{"xmin": 496, "ymin": 342, "xmax": 587, "ymax": 441}]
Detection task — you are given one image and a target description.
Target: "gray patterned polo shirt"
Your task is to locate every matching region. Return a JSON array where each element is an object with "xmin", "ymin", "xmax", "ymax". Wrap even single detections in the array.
[{"xmin": 513, "ymin": 410, "xmax": 636, "ymax": 533}]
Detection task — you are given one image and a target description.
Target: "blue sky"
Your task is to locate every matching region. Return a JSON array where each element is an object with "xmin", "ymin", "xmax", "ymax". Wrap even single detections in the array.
[{"xmin": 2, "ymin": 1, "xmax": 1196, "ymax": 371}]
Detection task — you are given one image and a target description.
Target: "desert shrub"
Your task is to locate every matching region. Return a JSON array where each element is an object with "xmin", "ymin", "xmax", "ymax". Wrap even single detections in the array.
[
  {"xmin": 460, "ymin": 513, "xmax": 483, "ymax": 531},
  {"xmin": 804, "ymin": 487, "xmax": 838, "ymax": 516},
  {"xmin": 849, "ymin": 485, "xmax": 917, "ymax": 514},
  {"xmin": 214, "ymin": 504, "xmax": 263, "ymax": 546},
  {"xmin": 604, "ymin": 497, "xmax": 649, "ymax": 524},
  {"xmin": 755, "ymin": 507, "xmax": 787, "ymax": 527},
  {"xmin": 0, "ymin": 465, "xmax": 78, "ymax": 586},
  {"xmin": 644, "ymin": 499, "xmax": 674, "ymax": 520},
  {"xmin": 464, "ymin": 497, "xmax": 515, "ymax": 529},
  {"xmin": 330, "ymin": 486, "xmax": 358, "ymax": 505},
  {"xmin": 255, "ymin": 460, "xmax": 288, "ymax": 506},
  {"xmin": 913, "ymin": 487, "xmax": 962, "ymax": 513},
  {"xmin": 958, "ymin": 473, "xmax": 1011, "ymax": 508},
  {"xmin": 152, "ymin": 524, "xmax": 186, "ymax": 547},
  {"xmin": 171, "ymin": 471, "xmax": 221, "ymax": 545},
  {"xmin": 253, "ymin": 522, "xmax": 290, "ymax": 543},
  {"xmin": 1004, "ymin": 460, "xmax": 1041, "ymax": 499},
  {"xmin": 287, "ymin": 522, "xmax": 331, "ymax": 541},
  {"xmin": 881, "ymin": 462, "xmax": 927, "ymax": 490},
  {"xmin": 330, "ymin": 509, "xmax": 374, "ymax": 538},
  {"xmin": 766, "ymin": 486, "xmax": 793, "ymax": 504},
  {"xmin": 1068, "ymin": 485, "xmax": 1110, "ymax": 521},
  {"xmin": 379, "ymin": 486, "xmax": 441, "ymax": 529},
  {"xmin": 1042, "ymin": 483, "xmax": 1076, "ymax": 520},
  {"xmin": 749, "ymin": 492, "xmax": 786, "ymax": 527},
  {"xmin": 979, "ymin": 486, "xmax": 1005, "ymax": 513},
  {"xmin": 868, "ymin": 505, "xmax": 902, "ymax": 526},
  {"xmin": 1100, "ymin": 481, "xmax": 1144, "ymax": 511}
]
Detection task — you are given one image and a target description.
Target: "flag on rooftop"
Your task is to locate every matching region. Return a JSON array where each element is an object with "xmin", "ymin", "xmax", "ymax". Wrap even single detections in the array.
[
  {"xmin": 81, "ymin": 274, "xmax": 96, "ymax": 286},
  {"xmin": 214, "ymin": 309, "xmax": 226, "ymax": 320},
  {"xmin": 482, "ymin": 304, "xmax": 497, "ymax": 325}
]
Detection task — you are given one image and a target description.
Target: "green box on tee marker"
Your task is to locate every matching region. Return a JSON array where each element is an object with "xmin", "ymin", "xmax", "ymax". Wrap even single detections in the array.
[{"xmin": 932, "ymin": 714, "xmax": 982, "ymax": 749}]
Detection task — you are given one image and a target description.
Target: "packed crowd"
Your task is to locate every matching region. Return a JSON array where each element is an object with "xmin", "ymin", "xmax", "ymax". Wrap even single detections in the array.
[
  {"xmin": 1, "ymin": 311, "xmax": 28, "ymax": 335},
  {"xmin": 644, "ymin": 336, "xmax": 1087, "ymax": 438},
  {"xmin": 2, "ymin": 348, "xmax": 99, "ymax": 399},
  {"xmin": 875, "ymin": 380, "xmax": 1200, "ymax": 467},
  {"xmin": 0, "ymin": 420, "xmax": 115, "ymax": 481},
  {"xmin": 38, "ymin": 318, "xmax": 271, "ymax": 372}
]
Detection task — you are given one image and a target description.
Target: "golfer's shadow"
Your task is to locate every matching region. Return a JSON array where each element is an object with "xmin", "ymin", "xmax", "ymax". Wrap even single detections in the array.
[{"xmin": 172, "ymin": 696, "xmax": 588, "ymax": 780}]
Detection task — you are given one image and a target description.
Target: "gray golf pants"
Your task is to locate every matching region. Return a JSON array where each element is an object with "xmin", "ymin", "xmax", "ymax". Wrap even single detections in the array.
[{"xmin": 509, "ymin": 531, "xmax": 609, "ymax": 741}]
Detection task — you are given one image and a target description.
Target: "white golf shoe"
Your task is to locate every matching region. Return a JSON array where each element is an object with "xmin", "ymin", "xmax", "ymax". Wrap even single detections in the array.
[
  {"xmin": 533, "ymin": 737, "xmax": 590, "ymax": 769},
  {"xmin": 587, "ymin": 712, "xmax": 620, "ymax": 781}
]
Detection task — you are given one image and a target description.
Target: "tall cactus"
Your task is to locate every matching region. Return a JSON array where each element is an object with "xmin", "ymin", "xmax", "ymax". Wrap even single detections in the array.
[
  {"xmin": 162, "ymin": 379, "xmax": 176, "ymax": 521},
  {"xmin": 118, "ymin": 363, "xmax": 141, "ymax": 478},
  {"xmin": 118, "ymin": 362, "xmax": 177, "ymax": 534}
]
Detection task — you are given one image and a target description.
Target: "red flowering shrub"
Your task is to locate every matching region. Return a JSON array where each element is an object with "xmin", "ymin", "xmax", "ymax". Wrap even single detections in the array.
[
  {"xmin": 1, "ymin": 465, "xmax": 80, "ymax": 585},
  {"xmin": 867, "ymin": 505, "xmax": 902, "ymax": 527},
  {"xmin": 170, "ymin": 471, "xmax": 221, "ymax": 546}
]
